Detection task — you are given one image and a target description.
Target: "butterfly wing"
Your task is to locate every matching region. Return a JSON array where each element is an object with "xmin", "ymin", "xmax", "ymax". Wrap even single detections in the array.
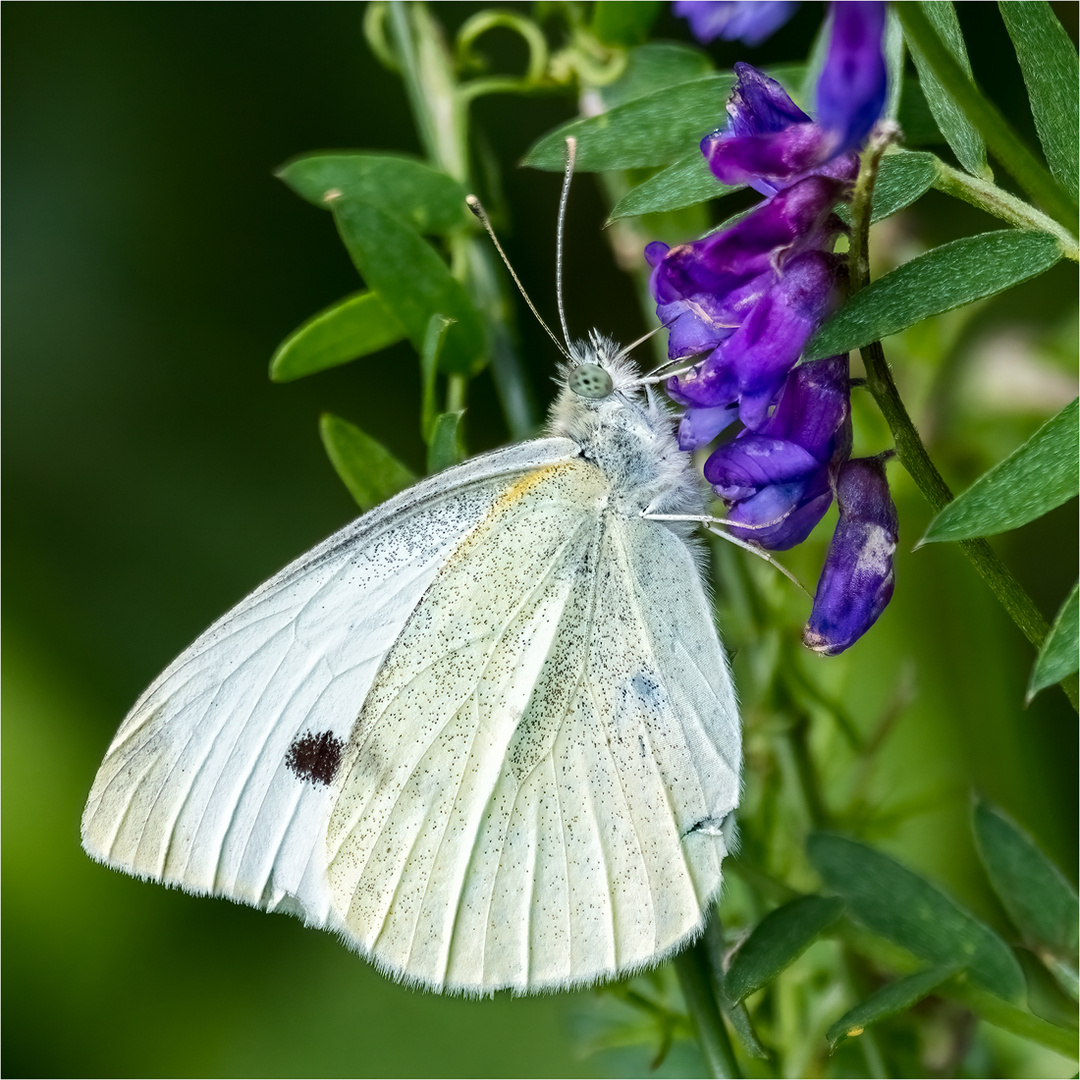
[
  {"xmin": 81, "ymin": 438, "xmax": 578, "ymax": 931},
  {"xmin": 326, "ymin": 457, "xmax": 739, "ymax": 992}
]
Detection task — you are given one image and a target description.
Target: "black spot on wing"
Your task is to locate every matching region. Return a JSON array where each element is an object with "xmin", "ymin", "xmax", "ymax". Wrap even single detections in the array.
[{"xmin": 286, "ymin": 730, "xmax": 345, "ymax": 787}]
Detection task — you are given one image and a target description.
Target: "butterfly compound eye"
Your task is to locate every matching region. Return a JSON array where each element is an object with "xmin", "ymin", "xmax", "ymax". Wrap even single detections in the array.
[{"xmin": 568, "ymin": 363, "xmax": 614, "ymax": 399}]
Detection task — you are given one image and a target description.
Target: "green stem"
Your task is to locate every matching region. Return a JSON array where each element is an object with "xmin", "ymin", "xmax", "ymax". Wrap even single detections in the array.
[
  {"xmin": 849, "ymin": 136, "xmax": 1078, "ymax": 711},
  {"xmin": 946, "ymin": 981, "xmax": 1080, "ymax": 1059},
  {"xmin": 674, "ymin": 940, "xmax": 741, "ymax": 1078},
  {"xmin": 931, "ymin": 159, "xmax": 1079, "ymax": 261},
  {"xmin": 895, "ymin": 3, "xmax": 1079, "ymax": 236},
  {"xmin": 383, "ymin": 1, "xmax": 537, "ymax": 439}
]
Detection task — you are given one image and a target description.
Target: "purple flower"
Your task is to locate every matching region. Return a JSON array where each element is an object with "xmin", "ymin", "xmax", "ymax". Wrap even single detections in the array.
[
  {"xmin": 650, "ymin": 175, "xmax": 846, "ymax": 440},
  {"xmin": 702, "ymin": 3, "xmax": 886, "ymax": 194},
  {"xmin": 705, "ymin": 356, "xmax": 852, "ymax": 549},
  {"xmin": 803, "ymin": 455, "xmax": 898, "ymax": 654},
  {"xmin": 674, "ymin": 1, "xmax": 800, "ymax": 46}
]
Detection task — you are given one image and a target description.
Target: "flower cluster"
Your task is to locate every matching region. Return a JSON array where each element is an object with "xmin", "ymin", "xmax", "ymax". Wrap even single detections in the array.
[
  {"xmin": 650, "ymin": 1, "xmax": 897, "ymax": 654},
  {"xmin": 674, "ymin": 0, "xmax": 800, "ymax": 47}
]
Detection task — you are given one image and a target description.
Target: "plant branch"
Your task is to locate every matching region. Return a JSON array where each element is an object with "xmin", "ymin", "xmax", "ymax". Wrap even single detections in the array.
[
  {"xmin": 931, "ymin": 159, "xmax": 1079, "ymax": 261},
  {"xmin": 895, "ymin": 3, "xmax": 1079, "ymax": 236},
  {"xmin": 674, "ymin": 940, "xmax": 742, "ymax": 1078},
  {"xmin": 850, "ymin": 136, "xmax": 1077, "ymax": 711}
]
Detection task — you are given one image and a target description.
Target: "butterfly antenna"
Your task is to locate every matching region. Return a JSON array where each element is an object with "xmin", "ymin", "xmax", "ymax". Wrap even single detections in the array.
[
  {"xmin": 619, "ymin": 323, "xmax": 669, "ymax": 368},
  {"xmin": 466, "ymin": 194, "xmax": 570, "ymax": 360},
  {"xmin": 555, "ymin": 137, "xmax": 576, "ymax": 349}
]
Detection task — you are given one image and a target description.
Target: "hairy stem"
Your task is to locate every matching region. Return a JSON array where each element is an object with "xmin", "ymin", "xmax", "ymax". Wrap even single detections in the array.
[
  {"xmin": 849, "ymin": 136, "xmax": 1077, "ymax": 710},
  {"xmin": 931, "ymin": 159, "xmax": 1079, "ymax": 261}
]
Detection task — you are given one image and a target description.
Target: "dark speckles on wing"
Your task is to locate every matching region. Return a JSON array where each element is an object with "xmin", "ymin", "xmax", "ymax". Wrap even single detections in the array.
[{"xmin": 286, "ymin": 730, "xmax": 346, "ymax": 787}]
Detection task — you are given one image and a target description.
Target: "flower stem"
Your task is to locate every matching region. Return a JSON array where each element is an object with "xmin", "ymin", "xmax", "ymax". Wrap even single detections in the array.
[
  {"xmin": 931, "ymin": 159, "xmax": 1079, "ymax": 262},
  {"xmin": 850, "ymin": 135, "xmax": 1078, "ymax": 711},
  {"xmin": 894, "ymin": 3, "xmax": 1079, "ymax": 237},
  {"xmin": 382, "ymin": 1, "xmax": 537, "ymax": 439},
  {"xmin": 674, "ymin": 940, "xmax": 741, "ymax": 1078}
]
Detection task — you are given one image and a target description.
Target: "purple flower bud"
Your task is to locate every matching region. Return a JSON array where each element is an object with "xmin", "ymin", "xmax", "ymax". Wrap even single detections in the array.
[
  {"xmin": 726, "ymin": 62, "xmax": 812, "ymax": 137},
  {"xmin": 674, "ymin": 1, "xmax": 800, "ymax": 46},
  {"xmin": 677, "ymin": 402, "xmax": 739, "ymax": 451},
  {"xmin": 651, "ymin": 175, "xmax": 845, "ymax": 409},
  {"xmin": 703, "ymin": 68, "xmax": 859, "ymax": 194},
  {"xmin": 803, "ymin": 454, "xmax": 898, "ymax": 655},
  {"xmin": 701, "ymin": 3, "xmax": 886, "ymax": 192},
  {"xmin": 668, "ymin": 248, "xmax": 840, "ymax": 429},
  {"xmin": 704, "ymin": 356, "xmax": 851, "ymax": 549},
  {"xmin": 816, "ymin": 2, "xmax": 888, "ymax": 154}
]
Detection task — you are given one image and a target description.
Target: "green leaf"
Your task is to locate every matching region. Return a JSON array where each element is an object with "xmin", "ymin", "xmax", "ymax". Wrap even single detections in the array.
[
  {"xmin": 332, "ymin": 199, "xmax": 485, "ymax": 376},
  {"xmin": 898, "ymin": 76, "xmax": 945, "ymax": 146},
  {"xmin": 319, "ymin": 413, "xmax": 417, "ymax": 511},
  {"xmin": 998, "ymin": 1, "xmax": 1080, "ymax": 201},
  {"xmin": 870, "ymin": 150, "xmax": 939, "ymax": 221},
  {"xmin": 905, "ymin": 1, "xmax": 989, "ymax": 177},
  {"xmin": 597, "ymin": 42, "xmax": 713, "ymax": 109},
  {"xmin": 807, "ymin": 832, "xmax": 1026, "ymax": 1001},
  {"xmin": 826, "ymin": 964, "xmax": 961, "ymax": 1049},
  {"xmin": 921, "ymin": 398, "xmax": 1079, "ymax": 543},
  {"xmin": 724, "ymin": 895, "xmax": 845, "ymax": 1003},
  {"xmin": 836, "ymin": 150, "xmax": 939, "ymax": 227},
  {"xmin": 1029, "ymin": 582, "xmax": 1080, "ymax": 703},
  {"xmin": 268, "ymin": 291, "xmax": 406, "ymax": 383},
  {"xmin": 427, "ymin": 411, "xmax": 464, "ymax": 474},
  {"xmin": 973, "ymin": 799, "xmax": 1080, "ymax": 966},
  {"xmin": 590, "ymin": 1, "xmax": 663, "ymax": 48},
  {"xmin": 420, "ymin": 314, "xmax": 453, "ymax": 442},
  {"xmin": 607, "ymin": 151, "xmax": 739, "ymax": 221},
  {"xmin": 805, "ymin": 229, "xmax": 1062, "ymax": 360},
  {"xmin": 277, "ymin": 152, "xmax": 469, "ymax": 234},
  {"xmin": 523, "ymin": 66, "xmax": 802, "ymax": 172}
]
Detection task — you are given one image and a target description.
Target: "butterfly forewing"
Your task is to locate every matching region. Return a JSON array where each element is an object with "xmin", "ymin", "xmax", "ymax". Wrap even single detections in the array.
[
  {"xmin": 326, "ymin": 459, "xmax": 738, "ymax": 992},
  {"xmin": 81, "ymin": 439, "xmax": 578, "ymax": 927}
]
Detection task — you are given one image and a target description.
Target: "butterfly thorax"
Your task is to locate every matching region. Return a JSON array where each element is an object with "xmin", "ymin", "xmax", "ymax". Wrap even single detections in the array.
[{"xmin": 547, "ymin": 333, "xmax": 704, "ymax": 522}]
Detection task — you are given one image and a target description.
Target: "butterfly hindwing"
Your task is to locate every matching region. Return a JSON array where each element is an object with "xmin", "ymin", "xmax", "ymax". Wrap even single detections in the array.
[{"xmin": 325, "ymin": 458, "xmax": 738, "ymax": 992}]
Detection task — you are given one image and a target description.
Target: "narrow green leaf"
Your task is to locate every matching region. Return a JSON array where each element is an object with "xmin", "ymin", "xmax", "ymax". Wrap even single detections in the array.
[
  {"xmin": 277, "ymin": 152, "xmax": 468, "ymax": 234},
  {"xmin": 905, "ymin": 2, "xmax": 989, "ymax": 177},
  {"xmin": 1029, "ymin": 583, "xmax": 1080, "ymax": 702},
  {"xmin": 898, "ymin": 76, "xmax": 945, "ymax": 146},
  {"xmin": 808, "ymin": 832, "xmax": 1026, "ymax": 1001},
  {"xmin": 269, "ymin": 291, "xmax": 406, "ymax": 383},
  {"xmin": 950, "ymin": 980, "xmax": 1080, "ymax": 1056},
  {"xmin": 598, "ymin": 42, "xmax": 714, "ymax": 110},
  {"xmin": 921, "ymin": 398, "xmax": 1079, "ymax": 544},
  {"xmin": 724, "ymin": 895, "xmax": 845, "ymax": 1003},
  {"xmin": 836, "ymin": 150, "xmax": 939, "ymax": 227},
  {"xmin": 523, "ymin": 66, "xmax": 802, "ymax": 172},
  {"xmin": 426, "ymin": 411, "xmax": 464, "ymax": 474},
  {"xmin": 826, "ymin": 964, "xmax": 961, "ymax": 1049},
  {"xmin": 973, "ymin": 799, "xmax": 1080, "ymax": 966},
  {"xmin": 998, "ymin": 1, "xmax": 1080, "ymax": 201},
  {"xmin": 420, "ymin": 314, "xmax": 453, "ymax": 443},
  {"xmin": 722, "ymin": 1000, "xmax": 769, "ymax": 1059},
  {"xmin": 332, "ymin": 199, "xmax": 485, "ymax": 376},
  {"xmin": 590, "ymin": 1, "xmax": 663, "ymax": 48},
  {"xmin": 805, "ymin": 230, "xmax": 1062, "ymax": 360},
  {"xmin": 871, "ymin": 151, "xmax": 939, "ymax": 221},
  {"xmin": 608, "ymin": 151, "xmax": 739, "ymax": 221},
  {"xmin": 319, "ymin": 413, "xmax": 417, "ymax": 511}
]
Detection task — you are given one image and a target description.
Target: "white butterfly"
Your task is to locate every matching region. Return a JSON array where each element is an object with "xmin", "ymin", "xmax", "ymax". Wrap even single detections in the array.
[{"xmin": 81, "ymin": 157, "xmax": 741, "ymax": 994}]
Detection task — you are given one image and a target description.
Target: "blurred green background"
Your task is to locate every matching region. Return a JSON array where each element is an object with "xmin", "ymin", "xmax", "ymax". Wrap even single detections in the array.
[{"xmin": 4, "ymin": 3, "xmax": 1076, "ymax": 1076}]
